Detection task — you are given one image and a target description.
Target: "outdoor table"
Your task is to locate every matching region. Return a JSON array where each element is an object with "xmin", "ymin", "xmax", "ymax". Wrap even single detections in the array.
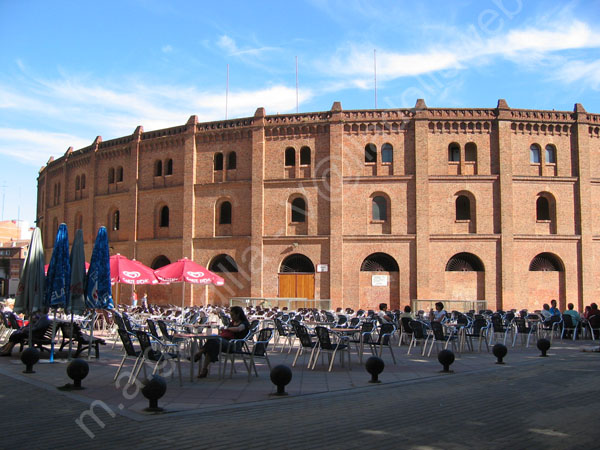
[
  {"xmin": 173, "ymin": 333, "xmax": 220, "ymax": 381},
  {"xmin": 330, "ymin": 327, "xmax": 366, "ymax": 362}
]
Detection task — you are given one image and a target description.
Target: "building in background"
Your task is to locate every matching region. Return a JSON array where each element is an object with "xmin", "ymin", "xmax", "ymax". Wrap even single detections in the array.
[
  {"xmin": 0, "ymin": 220, "xmax": 31, "ymax": 298},
  {"xmin": 35, "ymin": 100, "xmax": 600, "ymax": 312}
]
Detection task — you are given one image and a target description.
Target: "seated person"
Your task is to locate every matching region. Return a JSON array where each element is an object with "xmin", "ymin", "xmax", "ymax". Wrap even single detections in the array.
[
  {"xmin": 563, "ymin": 303, "xmax": 580, "ymax": 325},
  {"xmin": 400, "ymin": 305, "xmax": 414, "ymax": 319},
  {"xmin": 0, "ymin": 311, "xmax": 51, "ymax": 356},
  {"xmin": 549, "ymin": 299, "xmax": 561, "ymax": 316},
  {"xmin": 539, "ymin": 303, "xmax": 552, "ymax": 321},
  {"xmin": 429, "ymin": 302, "xmax": 447, "ymax": 322},
  {"xmin": 588, "ymin": 303, "xmax": 600, "ymax": 319},
  {"xmin": 377, "ymin": 303, "xmax": 393, "ymax": 323},
  {"xmin": 194, "ymin": 306, "xmax": 249, "ymax": 378}
]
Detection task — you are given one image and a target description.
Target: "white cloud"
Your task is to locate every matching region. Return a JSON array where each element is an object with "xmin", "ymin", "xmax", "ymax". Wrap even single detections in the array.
[
  {"xmin": 554, "ymin": 59, "xmax": 600, "ymax": 90},
  {"xmin": 0, "ymin": 128, "xmax": 90, "ymax": 165},
  {"xmin": 319, "ymin": 20, "xmax": 600, "ymax": 87},
  {"xmin": 161, "ymin": 44, "xmax": 173, "ymax": 53},
  {"xmin": 216, "ymin": 34, "xmax": 279, "ymax": 57},
  {"xmin": 0, "ymin": 70, "xmax": 315, "ymax": 166}
]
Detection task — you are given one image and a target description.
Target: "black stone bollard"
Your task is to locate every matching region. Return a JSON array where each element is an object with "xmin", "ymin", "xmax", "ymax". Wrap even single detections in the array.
[
  {"xmin": 141, "ymin": 375, "xmax": 167, "ymax": 412},
  {"xmin": 365, "ymin": 356, "xmax": 385, "ymax": 383},
  {"xmin": 21, "ymin": 347, "xmax": 40, "ymax": 374},
  {"xmin": 438, "ymin": 349, "xmax": 455, "ymax": 373},
  {"xmin": 492, "ymin": 344, "xmax": 508, "ymax": 364},
  {"xmin": 270, "ymin": 364, "xmax": 292, "ymax": 396},
  {"xmin": 64, "ymin": 359, "xmax": 89, "ymax": 389},
  {"xmin": 537, "ymin": 338, "xmax": 551, "ymax": 357}
]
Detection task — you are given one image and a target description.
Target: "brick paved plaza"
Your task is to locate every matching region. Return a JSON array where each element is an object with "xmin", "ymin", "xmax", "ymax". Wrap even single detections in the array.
[{"xmin": 0, "ymin": 335, "xmax": 599, "ymax": 449}]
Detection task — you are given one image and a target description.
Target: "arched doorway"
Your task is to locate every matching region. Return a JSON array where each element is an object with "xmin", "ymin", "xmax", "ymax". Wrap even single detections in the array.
[
  {"xmin": 444, "ymin": 252, "xmax": 485, "ymax": 306},
  {"xmin": 527, "ymin": 252, "xmax": 565, "ymax": 311},
  {"xmin": 359, "ymin": 253, "xmax": 400, "ymax": 310},
  {"xmin": 278, "ymin": 254, "xmax": 315, "ymax": 305}
]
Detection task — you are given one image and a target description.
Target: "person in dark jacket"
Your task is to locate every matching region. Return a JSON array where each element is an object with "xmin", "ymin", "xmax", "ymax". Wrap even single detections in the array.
[{"xmin": 0, "ymin": 312, "xmax": 51, "ymax": 356}]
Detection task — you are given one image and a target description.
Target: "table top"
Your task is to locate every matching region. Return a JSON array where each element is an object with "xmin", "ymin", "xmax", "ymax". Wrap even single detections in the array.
[{"xmin": 173, "ymin": 333, "xmax": 220, "ymax": 339}]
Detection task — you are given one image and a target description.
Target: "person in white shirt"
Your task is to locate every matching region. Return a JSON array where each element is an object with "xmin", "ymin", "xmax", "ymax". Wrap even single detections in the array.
[
  {"xmin": 377, "ymin": 303, "xmax": 393, "ymax": 323},
  {"xmin": 429, "ymin": 302, "xmax": 447, "ymax": 322}
]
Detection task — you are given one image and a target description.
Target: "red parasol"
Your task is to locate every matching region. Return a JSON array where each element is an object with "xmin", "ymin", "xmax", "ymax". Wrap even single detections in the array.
[
  {"xmin": 110, "ymin": 254, "xmax": 159, "ymax": 285},
  {"xmin": 154, "ymin": 257, "xmax": 224, "ymax": 308}
]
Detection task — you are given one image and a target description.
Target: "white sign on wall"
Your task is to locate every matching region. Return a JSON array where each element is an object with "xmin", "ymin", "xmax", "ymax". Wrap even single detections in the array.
[
  {"xmin": 372, "ymin": 274, "xmax": 388, "ymax": 286},
  {"xmin": 317, "ymin": 264, "xmax": 328, "ymax": 273}
]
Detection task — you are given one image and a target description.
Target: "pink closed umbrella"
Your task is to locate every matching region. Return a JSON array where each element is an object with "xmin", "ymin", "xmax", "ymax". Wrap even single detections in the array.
[{"xmin": 154, "ymin": 257, "xmax": 224, "ymax": 309}]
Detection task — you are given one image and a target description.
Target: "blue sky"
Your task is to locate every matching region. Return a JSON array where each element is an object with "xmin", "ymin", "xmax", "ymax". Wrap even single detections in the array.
[{"xmin": 1, "ymin": 0, "xmax": 599, "ymax": 226}]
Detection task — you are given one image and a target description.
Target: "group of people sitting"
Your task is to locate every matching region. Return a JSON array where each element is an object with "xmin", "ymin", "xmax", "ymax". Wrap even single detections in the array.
[{"xmin": 539, "ymin": 299, "xmax": 600, "ymax": 326}]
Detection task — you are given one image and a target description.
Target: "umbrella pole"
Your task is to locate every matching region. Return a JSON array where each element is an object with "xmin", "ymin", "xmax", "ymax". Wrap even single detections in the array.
[
  {"xmin": 28, "ymin": 311, "xmax": 33, "ymax": 349},
  {"xmin": 205, "ymin": 284, "xmax": 208, "ymax": 308},
  {"xmin": 88, "ymin": 310, "xmax": 96, "ymax": 360},
  {"xmin": 180, "ymin": 283, "xmax": 185, "ymax": 323},
  {"xmin": 50, "ymin": 309, "xmax": 57, "ymax": 362},
  {"xmin": 68, "ymin": 311, "xmax": 74, "ymax": 360}
]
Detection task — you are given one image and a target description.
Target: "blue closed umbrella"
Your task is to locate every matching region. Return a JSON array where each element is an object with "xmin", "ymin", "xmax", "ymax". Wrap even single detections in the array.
[
  {"xmin": 45, "ymin": 223, "xmax": 71, "ymax": 361},
  {"xmin": 85, "ymin": 227, "xmax": 113, "ymax": 358}
]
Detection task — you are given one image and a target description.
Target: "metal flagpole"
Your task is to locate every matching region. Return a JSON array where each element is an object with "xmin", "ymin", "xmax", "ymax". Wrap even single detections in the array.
[
  {"xmin": 296, "ymin": 56, "xmax": 299, "ymax": 113},
  {"xmin": 226, "ymin": 64, "xmax": 229, "ymax": 120},
  {"xmin": 374, "ymin": 49, "xmax": 377, "ymax": 109}
]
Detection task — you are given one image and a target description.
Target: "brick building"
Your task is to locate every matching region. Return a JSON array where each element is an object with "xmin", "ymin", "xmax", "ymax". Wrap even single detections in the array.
[{"xmin": 36, "ymin": 99, "xmax": 600, "ymax": 312}]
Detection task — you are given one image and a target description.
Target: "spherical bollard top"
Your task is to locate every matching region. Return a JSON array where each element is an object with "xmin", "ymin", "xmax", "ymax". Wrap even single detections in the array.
[
  {"xmin": 365, "ymin": 356, "xmax": 385, "ymax": 383},
  {"xmin": 537, "ymin": 338, "xmax": 551, "ymax": 357},
  {"xmin": 142, "ymin": 375, "xmax": 167, "ymax": 412},
  {"xmin": 492, "ymin": 343, "xmax": 508, "ymax": 364},
  {"xmin": 21, "ymin": 347, "xmax": 40, "ymax": 374},
  {"xmin": 270, "ymin": 364, "xmax": 293, "ymax": 396},
  {"xmin": 437, "ymin": 349, "xmax": 455, "ymax": 373},
  {"xmin": 66, "ymin": 359, "xmax": 90, "ymax": 389}
]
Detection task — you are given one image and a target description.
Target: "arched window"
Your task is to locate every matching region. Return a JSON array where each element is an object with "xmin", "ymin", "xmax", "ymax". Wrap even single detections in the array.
[
  {"xmin": 155, "ymin": 160, "xmax": 163, "ymax": 176},
  {"xmin": 529, "ymin": 253, "xmax": 563, "ymax": 271},
  {"xmin": 108, "ymin": 167, "xmax": 115, "ymax": 184},
  {"xmin": 381, "ymin": 143, "xmax": 393, "ymax": 163},
  {"xmin": 151, "ymin": 255, "xmax": 171, "ymax": 270},
  {"xmin": 166, "ymin": 159, "xmax": 173, "ymax": 175},
  {"xmin": 209, "ymin": 254, "xmax": 239, "ymax": 272},
  {"xmin": 117, "ymin": 166, "xmax": 123, "ymax": 182},
  {"xmin": 112, "ymin": 210, "xmax": 120, "ymax": 231},
  {"xmin": 291, "ymin": 197, "xmax": 306, "ymax": 223},
  {"xmin": 448, "ymin": 143, "xmax": 460, "ymax": 162},
  {"xmin": 530, "ymin": 144, "xmax": 541, "ymax": 163},
  {"xmin": 536, "ymin": 196, "xmax": 550, "ymax": 220},
  {"xmin": 372, "ymin": 196, "xmax": 387, "ymax": 221},
  {"xmin": 545, "ymin": 145, "xmax": 556, "ymax": 163},
  {"xmin": 219, "ymin": 201, "xmax": 232, "ymax": 224},
  {"xmin": 53, "ymin": 184, "xmax": 57, "ymax": 205},
  {"xmin": 81, "ymin": 174, "xmax": 86, "ymax": 189},
  {"xmin": 285, "ymin": 147, "xmax": 296, "ymax": 167},
  {"xmin": 445, "ymin": 253, "xmax": 484, "ymax": 271},
  {"xmin": 365, "ymin": 143, "xmax": 377, "ymax": 163},
  {"xmin": 360, "ymin": 253, "xmax": 399, "ymax": 271},
  {"xmin": 456, "ymin": 195, "xmax": 471, "ymax": 220},
  {"xmin": 465, "ymin": 142, "xmax": 477, "ymax": 162},
  {"xmin": 214, "ymin": 153, "xmax": 223, "ymax": 171},
  {"xmin": 75, "ymin": 175, "xmax": 80, "ymax": 191},
  {"xmin": 280, "ymin": 253, "xmax": 315, "ymax": 273},
  {"xmin": 159, "ymin": 206, "xmax": 169, "ymax": 227},
  {"xmin": 300, "ymin": 146, "xmax": 311, "ymax": 165},
  {"xmin": 227, "ymin": 152, "xmax": 237, "ymax": 170},
  {"xmin": 57, "ymin": 183, "xmax": 61, "ymax": 202}
]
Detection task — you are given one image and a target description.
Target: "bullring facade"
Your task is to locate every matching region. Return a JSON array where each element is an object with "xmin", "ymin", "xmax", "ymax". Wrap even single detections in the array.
[{"xmin": 36, "ymin": 99, "xmax": 600, "ymax": 312}]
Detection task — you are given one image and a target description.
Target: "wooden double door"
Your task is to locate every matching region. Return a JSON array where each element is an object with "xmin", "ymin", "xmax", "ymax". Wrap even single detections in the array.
[{"xmin": 278, "ymin": 273, "xmax": 315, "ymax": 300}]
